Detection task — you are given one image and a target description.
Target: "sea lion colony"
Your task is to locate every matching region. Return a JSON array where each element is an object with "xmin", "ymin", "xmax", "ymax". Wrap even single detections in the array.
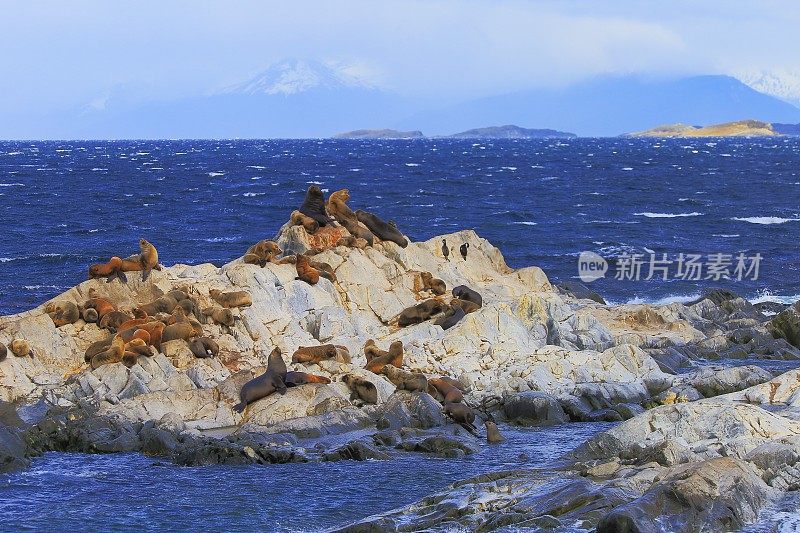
[{"xmin": 8, "ymin": 186, "xmax": 491, "ymax": 439}]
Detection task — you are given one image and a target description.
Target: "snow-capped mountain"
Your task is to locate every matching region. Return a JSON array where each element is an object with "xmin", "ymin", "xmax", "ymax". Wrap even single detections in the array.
[
  {"xmin": 220, "ymin": 59, "xmax": 378, "ymax": 96},
  {"xmin": 735, "ymin": 69, "xmax": 800, "ymax": 108}
]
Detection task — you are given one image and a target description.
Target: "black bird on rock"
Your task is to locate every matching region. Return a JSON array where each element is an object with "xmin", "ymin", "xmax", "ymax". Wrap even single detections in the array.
[
  {"xmin": 442, "ymin": 239, "xmax": 449, "ymax": 261},
  {"xmin": 460, "ymin": 242, "xmax": 469, "ymax": 261}
]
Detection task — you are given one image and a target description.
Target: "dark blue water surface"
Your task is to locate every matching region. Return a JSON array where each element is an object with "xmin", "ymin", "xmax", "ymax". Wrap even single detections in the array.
[
  {"xmin": 1, "ymin": 138, "xmax": 799, "ymax": 315},
  {"xmin": 0, "ymin": 423, "xmax": 611, "ymax": 532}
]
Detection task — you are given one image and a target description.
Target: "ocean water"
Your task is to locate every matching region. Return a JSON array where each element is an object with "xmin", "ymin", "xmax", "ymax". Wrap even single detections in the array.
[{"xmin": 1, "ymin": 138, "xmax": 799, "ymax": 315}]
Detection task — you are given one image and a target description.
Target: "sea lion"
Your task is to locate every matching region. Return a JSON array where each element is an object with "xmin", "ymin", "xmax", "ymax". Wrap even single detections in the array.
[
  {"xmin": 342, "ymin": 374, "xmax": 378, "ymax": 405},
  {"xmin": 437, "ymin": 376, "xmax": 467, "ymax": 392},
  {"xmin": 327, "ymin": 189, "xmax": 375, "ymax": 246},
  {"xmin": 429, "ymin": 377, "xmax": 464, "ymax": 403},
  {"xmin": 116, "ymin": 317, "xmax": 151, "ymax": 333},
  {"xmin": 450, "ymin": 298, "xmax": 481, "ymax": 314},
  {"xmin": 364, "ymin": 340, "xmax": 403, "ymax": 373},
  {"xmin": 175, "ymin": 298, "xmax": 199, "ymax": 320},
  {"xmin": 118, "ymin": 321, "xmax": 164, "ymax": 352},
  {"xmin": 44, "ymin": 300, "xmax": 80, "ymax": 327},
  {"xmin": 284, "ymin": 371, "xmax": 331, "ymax": 387},
  {"xmin": 381, "ymin": 365, "xmax": 427, "ymax": 393},
  {"xmin": 84, "ymin": 294, "xmax": 116, "ymax": 321},
  {"xmin": 334, "ymin": 345, "xmax": 352, "ymax": 364},
  {"xmin": 188, "ymin": 337, "xmax": 219, "ymax": 358},
  {"xmin": 354, "ymin": 209, "xmax": 408, "ymax": 247},
  {"xmin": 291, "ymin": 344, "xmax": 338, "ymax": 364},
  {"xmin": 0, "ymin": 342, "xmax": 6, "ymax": 362},
  {"xmin": 420, "ymin": 272, "xmax": 446, "ymax": 295},
  {"xmin": 82, "ymin": 308, "xmax": 99, "ymax": 323},
  {"xmin": 460, "ymin": 242, "xmax": 469, "ymax": 261},
  {"xmin": 442, "ymin": 239, "xmax": 449, "ymax": 260},
  {"xmin": 119, "ymin": 239, "xmax": 160, "ymax": 280},
  {"xmin": 85, "ymin": 337, "xmax": 112, "ymax": 362},
  {"xmin": 310, "ymin": 260, "xmax": 337, "ymax": 282},
  {"xmin": 233, "ymin": 348, "xmax": 287, "ymax": 412},
  {"xmin": 298, "ymin": 185, "xmax": 334, "ymax": 227},
  {"xmin": 485, "ymin": 420, "xmax": 505, "ymax": 443},
  {"xmin": 338, "ymin": 236, "xmax": 368, "ymax": 249},
  {"xmin": 166, "ymin": 289, "xmax": 190, "ymax": 302},
  {"xmin": 243, "ymin": 239, "xmax": 282, "ymax": 266},
  {"xmin": 161, "ymin": 321, "xmax": 200, "ymax": 344},
  {"xmin": 202, "ymin": 306, "xmax": 235, "ymax": 327},
  {"xmin": 363, "ymin": 339, "xmax": 387, "ymax": 362},
  {"xmin": 10, "ymin": 339, "xmax": 32, "ymax": 357},
  {"xmin": 122, "ymin": 338, "xmax": 152, "ymax": 367},
  {"xmin": 443, "ymin": 402, "xmax": 477, "ymax": 432},
  {"xmin": 88, "ymin": 256, "xmax": 127, "ymax": 283},
  {"xmin": 452, "ymin": 285, "xmax": 483, "ymax": 307},
  {"xmin": 209, "ymin": 289, "xmax": 252, "ymax": 308},
  {"xmin": 398, "ymin": 299, "xmax": 447, "ymax": 327},
  {"xmin": 90, "ymin": 336, "xmax": 125, "ymax": 369},
  {"xmin": 434, "ymin": 306, "xmax": 466, "ymax": 330},
  {"xmin": 99, "ymin": 310, "xmax": 133, "ymax": 332},
  {"xmin": 295, "ymin": 255, "xmax": 320, "ymax": 285},
  {"xmin": 290, "ymin": 210, "xmax": 320, "ymax": 234},
  {"xmin": 136, "ymin": 294, "xmax": 178, "ymax": 316}
]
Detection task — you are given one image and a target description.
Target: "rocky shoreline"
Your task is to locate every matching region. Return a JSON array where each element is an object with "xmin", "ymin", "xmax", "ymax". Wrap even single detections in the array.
[{"xmin": 2, "ymin": 221, "xmax": 800, "ymax": 531}]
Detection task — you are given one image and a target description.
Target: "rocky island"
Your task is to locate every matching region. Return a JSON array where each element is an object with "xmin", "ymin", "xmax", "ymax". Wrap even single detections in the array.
[
  {"xmin": 448, "ymin": 124, "xmax": 576, "ymax": 139},
  {"xmin": 1, "ymin": 192, "xmax": 800, "ymax": 532},
  {"xmin": 332, "ymin": 129, "xmax": 425, "ymax": 139},
  {"xmin": 627, "ymin": 119, "xmax": 779, "ymax": 137}
]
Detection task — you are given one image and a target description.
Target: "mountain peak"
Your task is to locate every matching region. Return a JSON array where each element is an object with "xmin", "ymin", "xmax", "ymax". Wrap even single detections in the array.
[{"xmin": 221, "ymin": 59, "xmax": 378, "ymax": 96}]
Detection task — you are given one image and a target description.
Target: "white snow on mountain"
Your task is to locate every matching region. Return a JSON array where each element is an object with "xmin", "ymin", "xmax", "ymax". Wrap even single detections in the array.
[
  {"xmin": 220, "ymin": 59, "xmax": 380, "ymax": 96},
  {"xmin": 735, "ymin": 68, "xmax": 800, "ymax": 108}
]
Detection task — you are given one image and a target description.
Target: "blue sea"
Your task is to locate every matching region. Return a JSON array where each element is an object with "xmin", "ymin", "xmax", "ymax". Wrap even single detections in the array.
[{"xmin": 1, "ymin": 138, "xmax": 799, "ymax": 315}]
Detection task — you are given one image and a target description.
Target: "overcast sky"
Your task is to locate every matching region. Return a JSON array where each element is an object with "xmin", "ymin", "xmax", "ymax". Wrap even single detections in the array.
[{"xmin": 1, "ymin": 0, "xmax": 799, "ymax": 114}]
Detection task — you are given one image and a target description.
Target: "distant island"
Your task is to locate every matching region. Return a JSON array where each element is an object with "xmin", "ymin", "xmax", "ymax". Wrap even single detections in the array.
[
  {"xmin": 333, "ymin": 129, "xmax": 424, "ymax": 139},
  {"xmin": 627, "ymin": 119, "xmax": 779, "ymax": 138},
  {"xmin": 447, "ymin": 125, "xmax": 576, "ymax": 139}
]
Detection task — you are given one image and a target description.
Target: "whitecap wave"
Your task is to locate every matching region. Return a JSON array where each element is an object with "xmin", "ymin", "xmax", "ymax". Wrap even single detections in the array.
[
  {"xmin": 0, "ymin": 183, "xmax": 24, "ymax": 187},
  {"xmin": 243, "ymin": 192, "xmax": 266, "ymax": 197},
  {"xmin": 208, "ymin": 172, "xmax": 225, "ymax": 177},
  {"xmin": 405, "ymin": 163, "xmax": 420, "ymax": 167},
  {"xmin": 634, "ymin": 212, "xmax": 703, "ymax": 218},
  {"xmin": 512, "ymin": 221, "xmax": 537, "ymax": 225},
  {"xmin": 732, "ymin": 216, "xmax": 800, "ymax": 225}
]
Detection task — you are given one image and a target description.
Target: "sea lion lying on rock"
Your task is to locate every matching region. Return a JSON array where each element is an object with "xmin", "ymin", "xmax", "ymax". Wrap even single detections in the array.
[
  {"xmin": 382, "ymin": 365, "xmax": 427, "ymax": 393},
  {"xmin": 342, "ymin": 374, "xmax": 378, "ymax": 405},
  {"xmin": 44, "ymin": 300, "xmax": 80, "ymax": 327},
  {"xmin": 88, "ymin": 256, "xmax": 127, "ymax": 283},
  {"xmin": 99, "ymin": 310, "xmax": 134, "ymax": 332},
  {"xmin": 327, "ymin": 189, "xmax": 375, "ymax": 246},
  {"xmin": 290, "ymin": 210, "xmax": 320, "ymax": 234},
  {"xmin": 452, "ymin": 285, "xmax": 482, "ymax": 308},
  {"xmin": 209, "ymin": 289, "xmax": 252, "ymax": 308},
  {"xmin": 434, "ymin": 306, "xmax": 466, "ymax": 330},
  {"xmin": 189, "ymin": 337, "xmax": 219, "ymax": 358},
  {"xmin": 243, "ymin": 239, "xmax": 282, "ymax": 267},
  {"xmin": 420, "ymin": 272, "xmax": 446, "ymax": 295},
  {"xmin": 284, "ymin": 371, "xmax": 331, "ymax": 387},
  {"xmin": 443, "ymin": 402, "xmax": 477, "ymax": 433},
  {"xmin": 355, "ymin": 209, "xmax": 408, "ymax": 247},
  {"xmin": 233, "ymin": 348, "xmax": 287, "ymax": 412},
  {"xmin": 83, "ymin": 292, "xmax": 116, "ymax": 322},
  {"xmin": 292, "ymin": 344, "xmax": 338, "ymax": 364},
  {"xmin": 398, "ymin": 299, "xmax": 447, "ymax": 327},
  {"xmin": 429, "ymin": 377, "xmax": 464, "ymax": 403},
  {"xmin": 295, "ymin": 255, "xmax": 321, "ymax": 285},
  {"xmin": 90, "ymin": 336, "xmax": 125, "ymax": 369},
  {"xmin": 298, "ymin": 185, "xmax": 335, "ymax": 227},
  {"xmin": 0, "ymin": 343, "xmax": 6, "ymax": 362},
  {"xmin": 122, "ymin": 338, "xmax": 153, "ymax": 367},
  {"xmin": 202, "ymin": 306, "xmax": 235, "ymax": 327},
  {"xmin": 450, "ymin": 298, "xmax": 480, "ymax": 314},
  {"xmin": 338, "ymin": 236, "xmax": 368, "ymax": 249},
  {"xmin": 10, "ymin": 339, "xmax": 32, "ymax": 358},
  {"xmin": 136, "ymin": 294, "xmax": 179, "ymax": 316},
  {"xmin": 364, "ymin": 340, "xmax": 403, "ymax": 373}
]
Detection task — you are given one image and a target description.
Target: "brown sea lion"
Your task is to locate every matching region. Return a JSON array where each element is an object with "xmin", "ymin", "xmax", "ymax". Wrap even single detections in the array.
[
  {"xmin": 452, "ymin": 285, "xmax": 483, "ymax": 307},
  {"xmin": 161, "ymin": 320, "xmax": 202, "ymax": 344},
  {"xmin": 420, "ymin": 272, "xmax": 446, "ymax": 295},
  {"xmin": 364, "ymin": 341, "xmax": 403, "ymax": 374},
  {"xmin": 327, "ymin": 189, "xmax": 375, "ymax": 246},
  {"xmin": 295, "ymin": 255, "xmax": 320, "ymax": 285},
  {"xmin": 10, "ymin": 339, "xmax": 32, "ymax": 357},
  {"xmin": 202, "ymin": 306, "xmax": 235, "ymax": 327},
  {"xmin": 44, "ymin": 300, "xmax": 80, "ymax": 327},
  {"xmin": 99, "ymin": 310, "xmax": 133, "ymax": 332},
  {"xmin": 485, "ymin": 420, "xmax": 506, "ymax": 443},
  {"xmin": 290, "ymin": 210, "xmax": 320, "ymax": 234},
  {"xmin": 233, "ymin": 347, "xmax": 287, "ymax": 412},
  {"xmin": 90, "ymin": 336, "xmax": 125, "ymax": 369},
  {"xmin": 363, "ymin": 339, "xmax": 386, "ymax": 362},
  {"xmin": 381, "ymin": 365, "xmax": 428, "ymax": 393},
  {"xmin": 298, "ymin": 185, "xmax": 334, "ymax": 227},
  {"xmin": 291, "ymin": 344, "xmax": 338, "ymax": 364},
  {"xmin": 119, "ymin": 239, "xmax": 160, "ymax": 281},
  {"xmin": 118, "ymin": 321, "xmax": 164, "ymax": 352},
  {"xmin": 82, "ymin": 307, "xmax": 99, "ymax": 323},
  {"xmin": 354, "ymin": 209, "xmax": 408, "ymax": 247},
  {"xmin": 398, "ymin": 299, "xmax": 447, "ymax": 327},
  {"xmin": 437, "ymin": 376, "xmax": 467, "ymax": 392},
  {"xmin": 450, "ymin": 297, "xmax": 481, "ymax": 314},
  {"xmin": 0, "ymin": 342, "xmax": 6, "ymax": 362},
  {"xmin": 310, "ymin": 260, "xmax": 337, "ymax": 282},
  {"xmin": 121, "ymin": 338, "xmax": 152, "ymax": 367},
  {"xmin": 85, "ymin": 337, "xmax": 112, "ymax": 362},
  {"xmin": 209, "ymin": 289, "xmax": 252, "ymax": 308},
  {"xmin": 429, "ymin": 378, "xmax": 464, "ymax": 403},
  {"xmin": 284, "ymin": 371, "xmax": 331, "ymax": 387},
  {"xmin": 342, "ymin": 374, "xmax": 378, "ymax": 405},
  {"xmin": 175, "ymin": 298, "xmax": 200, "ymax": 320},
  {"xmin": 334, "ymin": 345, "xmax": 352, "ymax": 363},
  {"xmin": 337, "ymin": 236, "xmax": 368, "ymax": 249},
  {"xmin": 243, "ymin": 239, "xmax": 282, "ymax": 266},
  {"xmin": 188, "ymin": 337, "xmax": 219, "ymax": 358},
  {"xmin": 136, "ymin": 294, "xmax": 178, "ymax": 316},
  {"xmin": 166, "ymin": 289, "xmax": 190, "ymax": 301},
  {"xmin": 434, "ymin": 306, "xmax": 466, "ymax": 330},
  {"xmin": 88, "ymin": 256, "xmax": 127, "ymax": 283},
  {"xmin": 116, "ymin": 317, "xmax": 151, "ymax": 333},
  {"xmin": 443, "ymin": 402, "xmax": 477, "ymax": 432},
  {"xmin": 84, "ymin": 293, "xmax": 116, "ymax": 321}
]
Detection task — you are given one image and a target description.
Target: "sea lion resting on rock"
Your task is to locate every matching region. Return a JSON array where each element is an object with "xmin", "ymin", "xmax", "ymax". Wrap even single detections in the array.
[
  {"xmin": 83, "ymin": 292, "xmax": 116, "ymax": 322},
  {"xmin": 209, "ymin": 289, "xmax": 252, "ymax": 308},
  {"xmin": 243, "ymin": 240, "xmax": 282, "ymax": 267},
  {"xmin": 337, "ymin": 236, "xmax": 368, "ymax": 249},
  {"xmin": 452, "ymin": 285, "xmax": 482, "ymax": 307},
  {"xmin": 284, "ymin": 371, "xmax": 331, "ymax": 387},
  {"xmin": 342, "ymin": 374, "xmax": 378, "ymax": 405},
  {"xmin": 327, "ymin": 189, "xmax": 375, "ymax": 246},
  {"xmin": 136, "ymin": 294, "xmax": 179, "ymax": 316},
  {"xmin": 189, "ymin": 337, "xmax": 219, "ymax": 358},
  {"xmin": 0, "ymin": 343, "xmax": 6, "ymax": 362},
  {"xmin": 443, "ymin": 402, "xmax": 477, "ymax": 433},
  {"xmin": 99, "ymin": 310, "xmax": 133, "ymax": 332},
  {"xmin": 398, "ymin": 299, "xmax": 447, "ymax": 327},
  {"xmin": 10, "ymin": 339, "xmax": 32, "ymax": 357},
  {"xmin": 450, "ymin": 298, "xmax": 480, "ymax": 314},
  {"xmin": 434, "ymin": 306, "xmax": 466, "ymax": 330},
  {"xmin": 44, "ymin": 300, "xmax": 80, "ymax": 327},
  {"xmin": 122, "ymin": 338, "xmax": 153, "ymax": 367},
  {"xmin": 295, "ymin": 255, "xmax": 320, "ymax": 285},
  {"xmin": 202, "ymin": 306, "xmax": 235, "ymax": 327},
  {"xmin": 355, "ymin": 209, "xmax": 408, "ymax": 248},
  {"xmin": 119, "ymin": 239, "xmax": 161, "ymax": 281},
  {"xmin": 233, "ymin": 348, "xmax": 287, "ymax": 412},
  {"xmin": 420, "ymin": 272, "xmax": 446, "ymax": 295},
  {"xmin": 290, "ymin": 210, "xmax": 320, "ymax": 234},
  {"xmin": 90, "ymin": 336, "xmax": 125, "ymax": 369},
  {"xmin": 381, "ymin": 365, "xmax": 427, "ymax": 393},
  {"xmin": 292, "ymin": 344, "xmax": 338, "ymax": 364},
  {"xmin": 364, "ymin": 340, "xmax": 403, "ymax": 373},
  {"xmin": 298, "ymin": 185, "xmax": 335, "ymax": 227},
  {"xmin": 429, "ymin": 377, "xmax": 464, "ymax": 403},
  {"xmin": 88, "ymin": 256, "xmax": 127, "ymax": 283}
]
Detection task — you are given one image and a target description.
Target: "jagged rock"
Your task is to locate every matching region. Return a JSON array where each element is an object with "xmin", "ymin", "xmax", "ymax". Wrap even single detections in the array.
[
  {"xmin": 557, "ymin": 280, "xmax": 607, "ymax": 304},
  {"xmin": 502, "ymin": 391, "xmax": 568, "ymax": 426},
  {"xmin": 0, "ymin": 401, "xmax": 29, "ymax": 473},
  {"xmin": 323, "ymin": 440, "xmax": 390, "ymax": 461},
  {"xmin": 768, "ymin": 302, "xmax": 800, "ymax": 348},
  {"xmin": 375, "ymin": 391, "xmax": 446, "ymax": 430},
  {"xmin": 690, "ymin": 365, "xmax": 773, "ymax": 398}
]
